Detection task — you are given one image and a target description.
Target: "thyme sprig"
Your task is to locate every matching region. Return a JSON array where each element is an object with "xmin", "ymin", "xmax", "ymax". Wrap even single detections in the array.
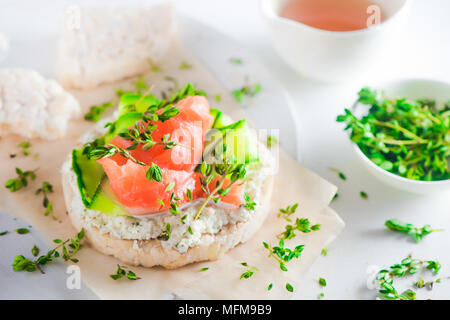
[
  {"xmin": 89, "ymin": 144, "xmax": 146, "ymax": 165},
  {"xmin": 385, "ymin": 219, "xmax": 442, "ymax": 243},
  {"xmin": 12, "ymin": 229, "xmax": 85, "ymax": 274},
  {"xmin": 84, "ymin": 101, "xmax": 114, "ymax": 122},
  {"xmin": 376, "ymin": 255, "xmax": 441, "ymax": 300},
  {"xmin": 263, "ymin": 238, "xmax": 304, "ymax": 272},
  {"xmin": 35, "ymin": 181, "xmax": 56, "ymax": 220},
  {"xmin": 110, "ymin": 264, "xmax": 141, "ymax": 280},
  {"xmin": 5, "ymin": 168, "xmax": 37, "ymax": 192},
  {"xmin": 277, "ymin": 203, "xmax": 298, "ymax": 222},
  {"xmin": 194, "ymin": 159, "xmax": 247, "ymax": 220},
  {"xmin": 280, "ymin": 217, "xmax": 321, "ymax": 240},
  {"xmin": 240, "ymin": 262, "xmax": 258, "ymax": 279}
]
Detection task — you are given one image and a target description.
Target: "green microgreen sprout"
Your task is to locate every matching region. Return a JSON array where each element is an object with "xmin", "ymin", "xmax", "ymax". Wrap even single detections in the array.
[{"xmin": 337, "ymin": 88, "xmax": 450, "ymax": 181}]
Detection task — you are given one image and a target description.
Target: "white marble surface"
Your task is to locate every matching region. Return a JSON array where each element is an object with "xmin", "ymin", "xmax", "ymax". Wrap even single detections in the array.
[{"xmin": 1, "ymin": 0, "xmax": 449, "ymax": 300}]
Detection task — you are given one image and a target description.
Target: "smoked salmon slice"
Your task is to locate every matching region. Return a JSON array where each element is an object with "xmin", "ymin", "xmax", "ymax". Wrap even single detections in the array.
[
  {"xmin": 110, "ymin": 95, "xmax": 213, "ymax": 171},
  {"xmin": 98, "ymin": 157, "xmax": 200, "ymax": 215},
  {"xmin": 201, "ymin": 176, "xmax": 245, "ymax": 209}
]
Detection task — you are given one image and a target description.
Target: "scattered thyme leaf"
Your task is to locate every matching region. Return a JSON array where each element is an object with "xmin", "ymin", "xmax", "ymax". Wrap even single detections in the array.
[
  {"xmin": 266, "ymin": 136, "xmax": 279, "ymax": 147},
  {"xmin": 277, "ymin": 203, "xmax": 298, "ymax": 222},
  {"xmin": 321, "ymin": 248, "xmax": 328, "ymax": 256},
  {"xmin": 243, "ymin": 192, "xmax": 257, "ymax": 211},
  {"xmin": 179, "ymin": 61, "xmax": 192, "ymax": 70},
  {"xmin": 286, "ymin": 282, "xmax": 294, "ymax": 292},
  {"xmin": 148, "ymin": 58, "xmax": 160, "ymax": 72},
  {"xmin": 239, "ymin": 262, "xmax": 258, "ymax": 279},
  {"xmin": 232, "ymin": 83, "xmax": 261, "ymax": 103},
  {"xmin": 161, "ymin": 223, "xmax": 171, "ymax": 241},
  {"xmin": 15, "ymin": 228, "xmax": 30, "ymax": 235},
  {"xmin": 329, "ymin": 167, "xmax": 346, "ymax": 180},
  {"xmin": 360, "ymin": 191, "xmax": 368, "ymax": 199},
  {"xmin": 332, "ymin": 193, "xmax": 339, "ymax": 201},
  {"xmin": 268, "ymin": 283, "xmax": 273, "ymax": 291},
  {"xmin": 18, "ymin": 141, "xmax": 31, "ymax": 156},
  {"xmin": 0, "ymin": 231, "xmax": 8, "ymax": 236},
  {"xmin": 319, "ymin": 277, "xmax": 327, "ymax": 287},
  {"xmin": 200, "ymin": 267, "xmax": 209, "ymax": 272},
  {"xmin": 229, "ymin": 58, "xmax": 243, "ymax": 65},
  {"xmin": 84, "ymin": 101, "xmax": 114, "ymax": 122},
  {"xmin": 146, "ymin": 163, "xmax": 163, "ymax": 183},
  {"xmin": 31, "ymin": 245, "xmax": 39, "ymax": 257},
  {"xmin": 165, "ymin": 182, "xmax": 175, "ymax": 192},
  {"xmin": 133, "ymin": 75, "xmax": 148, "ymax": 93}
]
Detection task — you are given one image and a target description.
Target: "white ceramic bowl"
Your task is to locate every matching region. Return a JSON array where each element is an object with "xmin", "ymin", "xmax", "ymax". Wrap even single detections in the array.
[
  {"xmin": 261, "ymin": 0, "xmax": 411, "ymax": 82},
  {"xmin": 351, "ymin": 79, "xmax": 450, "ymax": 194}
]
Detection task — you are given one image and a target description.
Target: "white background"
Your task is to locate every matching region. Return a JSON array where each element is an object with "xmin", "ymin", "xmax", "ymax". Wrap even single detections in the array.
[{"xmin": 1, "ymin": 0, "xmax": 450, "ymax": 299}]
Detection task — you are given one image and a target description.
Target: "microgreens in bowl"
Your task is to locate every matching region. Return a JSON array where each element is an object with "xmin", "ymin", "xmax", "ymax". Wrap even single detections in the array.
[{"xmin": 337, "ymin": 87, "xmax": 449, "ymax": 182}]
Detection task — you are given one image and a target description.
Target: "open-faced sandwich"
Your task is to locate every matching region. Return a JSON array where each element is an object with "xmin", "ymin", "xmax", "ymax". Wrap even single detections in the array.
[{"xmin": 61, "ymin": 84, "xmax": 275, "ymax": 269}]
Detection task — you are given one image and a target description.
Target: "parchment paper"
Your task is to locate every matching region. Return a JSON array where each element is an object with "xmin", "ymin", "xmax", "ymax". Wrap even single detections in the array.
[{"xmin": 0, "ymin": 40, "xmax": 344, "ymax": 299}]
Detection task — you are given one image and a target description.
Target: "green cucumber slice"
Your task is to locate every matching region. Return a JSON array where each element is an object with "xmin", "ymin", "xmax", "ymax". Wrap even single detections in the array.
[
  {"xmin": 221, "ymin": 120, "xmax": 259, "ymax": 164},
  {"xmin": 72, "ymin": 148, "xmax": 105, "ymax": 207},
  {"xmin": 118, "ymin": 93, "xmax": 160, "ymax": 117},
  {"xmin": 90, "ymin": 178, "xmax": 130, "ymax": 216},
  {"xmin": 104, "ymin": 112, "xmax": 143, "ymax": 142},
  {"xmin": 210, "ymin": 108, "xmax": 233, "ymax": 128},
  {"xmin": 204, "ymin": 119, "xmax": 259, "ymax": 164}
]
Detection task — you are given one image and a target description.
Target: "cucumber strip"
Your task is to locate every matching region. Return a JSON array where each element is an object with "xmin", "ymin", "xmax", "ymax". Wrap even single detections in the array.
[
  {"xmin": 104, "ymin": 112, "xmax": 143, "ymax": 142},
  {"xmin": 72, "ymin": 148, "xmax": 105, "ymax": 207},
  {"xmin": 90, "ymin": 177, "xmax": 130, "ymax": 216},
  {"xmin": 118, "ymin": 93, "xmax": 160, "ymax": 117}
]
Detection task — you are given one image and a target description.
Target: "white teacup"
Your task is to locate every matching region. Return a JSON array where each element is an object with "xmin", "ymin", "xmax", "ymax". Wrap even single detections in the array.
[{"xmin": 261, "ymin": 0, "xmax": 411, "ymax": 82}]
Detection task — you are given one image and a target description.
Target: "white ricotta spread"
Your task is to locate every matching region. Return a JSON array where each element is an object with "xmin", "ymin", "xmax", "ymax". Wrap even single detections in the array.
[
  {"xmin": 0, "ymin": 68, "xmax": 80, "ymax": 140},
  {"xmin": 62, "ymin": 118, "xmax": 275, "ymax": 253}
]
